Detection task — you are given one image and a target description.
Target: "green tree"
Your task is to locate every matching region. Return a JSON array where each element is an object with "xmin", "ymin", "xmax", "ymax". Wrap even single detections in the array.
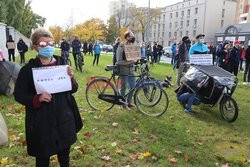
[{"xmin": 106, "ymin": 15, "xmax": 119, "ymax": 44}]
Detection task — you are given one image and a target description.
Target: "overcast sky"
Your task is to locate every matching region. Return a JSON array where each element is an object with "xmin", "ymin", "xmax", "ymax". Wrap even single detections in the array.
[{"xmin": 30, "ymin": 0, "xmax": 182, "ymax": 28}]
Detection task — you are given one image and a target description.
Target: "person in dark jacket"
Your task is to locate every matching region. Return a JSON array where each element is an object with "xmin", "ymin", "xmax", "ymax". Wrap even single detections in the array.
[
  {"xmin": 153, "ymin": 42, "xmax": 158, "ymax": 63},
  {"xmin": 6, "ymin": 35, "xmax": 16, "ymax": 62},
  {"xmin": 177, "ymin": 36, "xmax": 191, "ymax": 86},
  {"xmin": 60, "ymin": 38, "xmax": 70, "ymax": 60},
  {"xmin": 14, "ymin": 28, "xmax": 80, "ymax": 167},
  {"xmin": 17, "ymin": 38, "xmax": 28, "ymax": 64},
  {"xmin": 88, "ymin": 42, "xmax": 93, "ymax": 56},
  {"xmin": 157, "ymin": 43, "xmax": 163, "ymax": 63},
  {"xmin": 113, "ymin": 37, "xmax": 121, "ymax": 65},
  {"xmin": 229, "ymin": 40, "xmax": 241, "ymax": 76},
  {"xmin": 243, "ymin": 42, "xmax": 250, "ymax": 84},
  {"xmin": 208, "ymin": 43, "xmax": 216, "ymax": 65},
  {"xmin": 83, "ymin": 42, "xmax": 88, "ymax": 55},
  {"xmin": 71, "ymin": 36, "xmax": 82, "ymax": 70}
]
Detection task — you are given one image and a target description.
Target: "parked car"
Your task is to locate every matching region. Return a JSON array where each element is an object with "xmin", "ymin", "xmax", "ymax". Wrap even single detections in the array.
[
  {"xmin": 102, "ymin": 44, "xmax": 113, "ymax": 52},
  {"xmin": 163, "ymin": 47, "xmax": 172, "ymax": 57}
]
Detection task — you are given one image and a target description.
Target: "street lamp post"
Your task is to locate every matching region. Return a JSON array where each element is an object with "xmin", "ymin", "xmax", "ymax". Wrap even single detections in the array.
[{"xmin": 146, "ymin": 0, "xmax": 151, "ymax": 42}]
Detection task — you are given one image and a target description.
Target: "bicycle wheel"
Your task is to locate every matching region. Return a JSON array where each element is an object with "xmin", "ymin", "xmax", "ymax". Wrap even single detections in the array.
[
  {"xmin": 134, "ymin": 83, "xmax": 169, "ymax": 117},
  {"xmin": 220, "ymin": 96, "xmax": 238, "ymax": 123},
  {"xmin": 136, "ymin": 82, "xmax": 162, "ymax": 107},
  {"xmin": 86, "ymin": 79, "xmax": 116, "ymax": 111}
]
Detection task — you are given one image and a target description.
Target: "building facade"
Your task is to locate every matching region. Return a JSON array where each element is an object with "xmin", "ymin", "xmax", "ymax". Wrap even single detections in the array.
[
  {"xmin": 150, "ymin": 0, "xmax": 237, "ymax": 47},
  {"xmin": 235, "ymin": 0, "xmax": 250, "ymax": 23}
]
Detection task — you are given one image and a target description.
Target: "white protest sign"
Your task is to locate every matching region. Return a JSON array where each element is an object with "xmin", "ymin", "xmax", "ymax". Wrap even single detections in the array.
[
  {"xmin": 238, "ymin": 36, "xmax": 245, "ymax": 42},
  {"xmin": 190, "ymin": 54, "xmax": 213, "ymax": 65},
  {"xmin": 32, "ymin": 65, "xmax": 72, "ymax": 94}
]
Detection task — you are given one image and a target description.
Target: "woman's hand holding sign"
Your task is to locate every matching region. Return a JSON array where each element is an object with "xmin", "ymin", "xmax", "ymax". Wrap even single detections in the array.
[
  {"xmin": 39, "ymin": 93, "xmax": 52, "ymax": 103},
  {"xmin": 67, "ymin": 66, "xmax": 74, "ymax": 79}
]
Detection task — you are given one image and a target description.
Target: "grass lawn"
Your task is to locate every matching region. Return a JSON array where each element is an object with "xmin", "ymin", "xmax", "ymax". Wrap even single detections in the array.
[{"xmin": 0, "ymin": 50, "xmax": 250, "ymax": 167}]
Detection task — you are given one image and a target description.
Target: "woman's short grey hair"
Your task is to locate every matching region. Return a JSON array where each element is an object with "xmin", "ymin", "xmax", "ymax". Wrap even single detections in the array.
[{"xmin": 31, "ymin": 28, "xmax": 53, "ymax": 46}]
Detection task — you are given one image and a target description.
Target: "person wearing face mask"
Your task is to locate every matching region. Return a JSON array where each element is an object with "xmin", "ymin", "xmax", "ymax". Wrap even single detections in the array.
[
  {"xmin": 189, "ymin": 34, "xmax": 209, "ymax": 58},
  {"xmin": 14, "ymin": 28, "xmax": 82, "ymax": 167},
  {"xmin": 177, "ymin": 36, "xmax": 191, "ymax": 86},
  {"xmin": 229, "ymin": 40, "xmax": 241, "ymax": 76},
  {"xmin": 116, "ymin": 31, "xmax": 136, "ymax": 110}
]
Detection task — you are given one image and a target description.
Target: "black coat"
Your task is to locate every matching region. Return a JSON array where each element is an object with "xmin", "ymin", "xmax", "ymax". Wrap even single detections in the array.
[
  {"xmin": 14, "ymin": 56, "xmax": 78, "ymax": 157},
  {"xmin": 60, "ymin": 41, "xmax": 70, "ymax": 52},
  {"xmin": 245, "ymin": 46, "xmax": 250, "ymax": 64},
  {"xmin": 17, "ymin": 40, "xmax": 28, "ymax": 53},
  {"xmin": 229, "ymin": 47, "xmax": 241, "ymax": 64}
]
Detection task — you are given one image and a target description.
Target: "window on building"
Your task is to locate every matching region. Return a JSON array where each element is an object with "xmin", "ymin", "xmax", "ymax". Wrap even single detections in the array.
[
  {"xmin": 175, "ymin": 22, "xmax": 178, "ymax": 28},
  {"xmin": 181, "ymin": 21, "xmax": 183, "ymax": 28},
  {"xmin": 174, "ymin": 32, "xmax": 177, "ymax": 37},
  {"xmin": 193, "ymin": 30, "xmax": 196, "ymax": 37},
  {"xmin": 163, "ymin": 14, "xmax": 166, "ymax": 21},
  {"xmin": 186, "ymin": 20, "xmax": 190, "ymax": 27},
  {"xmin": 223, "ymin": 1, "xmax": 225, "ymax": 5},
  {"xmin": 180, "ymin": 31, "xmax": 183, "ymax": 37},
  {"xmin": 169, "ymin": 23, "xmax": 172, "ymax": 28},
  {"xmin": 187, "ymin": 9, "xmax": 191, "ymax": 17},
  {"xmin": 195, "ymin": 8, "xmax": 198, "ymax": 14},
  {"xmin": 194, "ymin": 19, "xmax": 197, "ymax": 27},
  {"xmin": 170, "ymin": 13, "xmax": 173, "ymax": 19},
  {"xmin": 176, "ymin": 12, "xmax": 178, "ymax": 18},
  {"xmin": 154, "ymin": 25, "xmax": 156, "ymax": 30},
  {"xmin": 163, "ymin": 24, "xmax": 165, "ymax": 31},
  {"xmin": 196, "ymin": 0, "xmax": 199, "ymax": 4},
  {"xmin": 162, "ymin": 32, "xmax": 165, "ymax": 37},
  {"xmin": 222, "ymin": 9, "xmax": 225, "ymax": 18},
  {"xmin": 169, "ymin": 32, "xmax": 171, "ymax": 38},
  {"xmin": 154, "ymin": 33, "xmax": 156, "ymax": 38},
  {"xmin": 181, "ymin": 11, "xmax": 184, "ymax": 17},
  {"xmin": 221, "ymin": 20, "xmax": 224, "ymax": 27},
  {"xmin": 158, "ymin": 32, "xmax": 160, "ymax": 38},
  {"xmin": 186, "ymin": 31, "xmax": 189, "ymax": 36}
]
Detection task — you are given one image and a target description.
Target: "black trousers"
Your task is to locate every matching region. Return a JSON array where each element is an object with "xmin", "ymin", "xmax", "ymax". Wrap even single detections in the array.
[
  {"xmin": 73, "ymin": 52, "xmax": 80, "ymax": 70},
  {"xmin": 93, "ymin": 54, "xmax": 100, "ymax": 66},
  {"xmin": 244, "ymin": 62, "xmax": 250, "ymax": 82},
  {"xmin": 36, "ymin": 147, "xmax": 70, "ymax": 167},
  {"xmin": 230, "ymin": 62, "xmax": 239, "ymax": 76},
  {"xmin": 20, "ymin": 52, "xmax": 25, "ymax": 64},
  {"xmin": 8, "ymin": 49, "xmax": 15, "ymax": 62},
  {"xmin": 88, "ymin": 50, "xmax": 93, "ymax": 56}
]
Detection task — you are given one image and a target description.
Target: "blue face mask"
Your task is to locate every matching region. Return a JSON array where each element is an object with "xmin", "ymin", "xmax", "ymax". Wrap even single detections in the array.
[
  {"xmin": 200, "ymin": 38, "xmax": 205, "ymax": 44},
  {"xmin": 38, "ymin": 46, "xmax": 55, "ymax": 58}
]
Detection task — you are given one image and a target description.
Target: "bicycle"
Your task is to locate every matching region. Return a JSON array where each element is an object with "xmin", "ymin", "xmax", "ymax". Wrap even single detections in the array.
[
  {"xmin": 86, "ymin": 61, "xmax": 170, "ymax": 117},
  {"xmin": 61, "ymin": 50, "xmax": 71, "ymax": 66}
]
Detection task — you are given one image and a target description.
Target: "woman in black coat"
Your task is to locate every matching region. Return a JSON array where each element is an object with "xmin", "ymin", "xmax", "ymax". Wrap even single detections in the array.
[
  {"xmin": 17, "ymin": 38, "xmax": 28, "ymax": 64},
  {"xmin": 14, "ymin": 28, "xmax": 81, "ymax": 167}
]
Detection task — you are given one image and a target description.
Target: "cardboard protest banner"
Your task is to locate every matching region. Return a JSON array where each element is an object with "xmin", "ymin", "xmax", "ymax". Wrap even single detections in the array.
[
  {"xmin": 124, "ymin": 44, "xmax": 141, "ymax": 61},
  {"xmin": 190, "ymin": 54, "xmax": 213, "ymax": 65},
  {"xmin": 32, "ymin": 65, "xmax": 72, "ymax": 94}
]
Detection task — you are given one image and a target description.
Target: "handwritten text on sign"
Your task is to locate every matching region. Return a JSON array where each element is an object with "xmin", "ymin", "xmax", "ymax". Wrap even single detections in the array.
[
  {"xmin": 32, "ymin": 65, "xmax": 72, "ymax": 94},
  {"xmin": 189, "ymin": 54, "xmax": 213, "ymax": 65},
  {"xmin": 124, "ymin": 44, "xmax": 141, "ymax": 61}
]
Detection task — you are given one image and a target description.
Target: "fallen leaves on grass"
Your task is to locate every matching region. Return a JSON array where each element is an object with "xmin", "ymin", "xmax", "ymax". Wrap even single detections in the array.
[
  {"xmin": 130, "ymin": 151, "xmax": 152, "ymax": 160},
  {"xmin": 112, "ymin": 122, "xmax": 119, "ymax": 127},
  {"xmin": 111, "ymin": 142, "xmax": 117, "ymax": 147},
  {"xmin": 101, "ymin": 155, "xmax": 111, "ymax": 161},
  {"xmin": 0, "ymin": 157, "xmax": 12, "ymax": 166},
  {"xmin": 115, "ymin": 148, "xmax": 122, "ymax": 154},
  {"xmin": 184, "ymin": 155, "xmax": 189, "ymax": 162},
  {"xmin": 83, "ymin": 132, "xmax": 92, "ymax": 139},
  {"xmin": 167, "ymin": 155, "xmax": 178, "ymax": 164},
  {"xmin": 197, "ymin": 141, "xmax": 204, "ymax": 145},
  {"xmin": 132, "ymin": 128, "xmax": 139, "ymax": 135},
  {"xmin": 174, "ymin": 150, "xmax": 182, "ymax": 154},
  {"xmin": 74, "ymin": 146, "xmax": 84, "ymax": 155}
]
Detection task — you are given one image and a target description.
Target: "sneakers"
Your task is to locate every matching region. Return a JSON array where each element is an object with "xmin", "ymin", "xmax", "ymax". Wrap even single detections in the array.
[
  {"xmin": 122, "ymin": 104, "xmax": 131, "ymax": 110},
  {"xmin": 128, "ymin": 103, "xmax": 136, "ymax": 108},
  {"xmin": 184, "ymin": 109, "xmax": 196, "ymax": 115}
]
